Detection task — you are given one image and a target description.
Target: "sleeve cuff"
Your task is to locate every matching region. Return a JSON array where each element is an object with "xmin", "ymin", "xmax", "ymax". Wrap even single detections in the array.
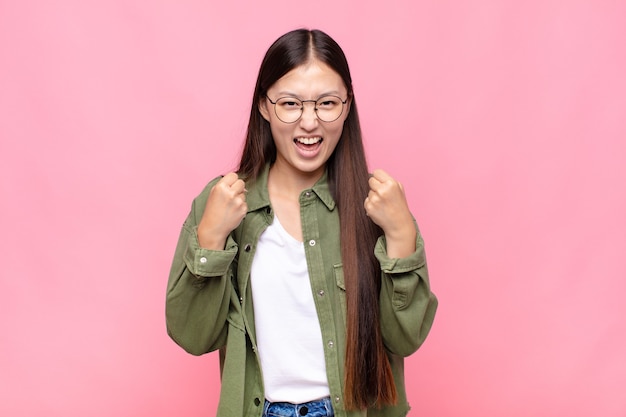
[
  {"xmin": 183, "ymin": 228, "xmax": 238, "ymax": 277},
  {"xmin": 374, "ymin": 233, "xmax": 426, "ymax": 274}
]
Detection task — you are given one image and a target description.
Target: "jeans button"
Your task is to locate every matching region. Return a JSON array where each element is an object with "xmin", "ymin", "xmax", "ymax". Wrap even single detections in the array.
[{"xmin": 299, "ymin": 405, "xmax": 308, "ymax": 415}]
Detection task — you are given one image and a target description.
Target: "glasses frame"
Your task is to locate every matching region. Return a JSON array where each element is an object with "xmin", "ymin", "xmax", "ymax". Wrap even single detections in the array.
[{"xmin": 265, "ymin": 95, "xmax": 348, "ymax": 124}]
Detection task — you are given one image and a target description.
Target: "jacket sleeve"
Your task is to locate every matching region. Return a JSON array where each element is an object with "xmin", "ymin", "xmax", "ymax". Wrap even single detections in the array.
[
  {"xmin": 376, "ymin": 222, "xmax": 438, "ymax": 357},
  {"xmin": 165, "ymin": 180, "xmax": 238, "ymax": 355}
]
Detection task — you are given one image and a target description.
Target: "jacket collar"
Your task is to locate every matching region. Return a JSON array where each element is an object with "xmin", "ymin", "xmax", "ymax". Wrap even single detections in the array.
[{"xmin": 244, "ymin": 164, "xmax": 336, "ymax": 212}]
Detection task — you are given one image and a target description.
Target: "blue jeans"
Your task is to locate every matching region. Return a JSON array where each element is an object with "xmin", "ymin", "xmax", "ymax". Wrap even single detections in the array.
[{"xmin": 263, "ymin": 397, "xmax": 334, "ymax": 417}]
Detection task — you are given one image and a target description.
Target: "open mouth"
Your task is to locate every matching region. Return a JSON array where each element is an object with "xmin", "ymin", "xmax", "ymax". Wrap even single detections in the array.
[{"xmin": 294, "ymin": 136, "xmax": 323, "ymax": 150}]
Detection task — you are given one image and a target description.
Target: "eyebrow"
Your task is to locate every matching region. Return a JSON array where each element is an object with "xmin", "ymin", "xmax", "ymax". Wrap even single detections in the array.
[{"xmin": 274, "ymin": 90, "xmax": 344, "ymax": 98}]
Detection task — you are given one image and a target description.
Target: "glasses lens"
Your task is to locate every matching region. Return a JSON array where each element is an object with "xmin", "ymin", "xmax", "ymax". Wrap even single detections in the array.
[
  {"xmin": 315, "ymin": 96, "xmax": 344, "ymax": 122},
  {"xmin": 275, "ymin": 97, "xmax": 303, "ymax": 123}
]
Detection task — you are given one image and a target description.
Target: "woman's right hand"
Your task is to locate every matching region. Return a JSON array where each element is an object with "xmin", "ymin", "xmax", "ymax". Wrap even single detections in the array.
[{"xmin": 197, "ymin": 173, "xmax": 247, "ymax": 250}]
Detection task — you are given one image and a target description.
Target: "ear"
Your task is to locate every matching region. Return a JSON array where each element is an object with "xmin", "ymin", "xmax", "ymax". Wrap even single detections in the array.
[
  {"xmin": 343, "ymin": 96, "xmax": 352, "ymax": 120},
  {"xmin": 259, "ymin": 97, "xmax": 271, "ymax": 122}
]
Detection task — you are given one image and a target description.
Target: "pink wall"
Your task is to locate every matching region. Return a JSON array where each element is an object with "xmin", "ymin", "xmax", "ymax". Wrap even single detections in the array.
[{"xmin": 1, "ymin": 1, "xmax": 624, "ymax": 416}]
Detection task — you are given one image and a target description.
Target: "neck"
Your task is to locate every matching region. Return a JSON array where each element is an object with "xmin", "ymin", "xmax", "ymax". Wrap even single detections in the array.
[{"xmin": 268, "ymin": 163, "xmax": 324, "ymax": 196}]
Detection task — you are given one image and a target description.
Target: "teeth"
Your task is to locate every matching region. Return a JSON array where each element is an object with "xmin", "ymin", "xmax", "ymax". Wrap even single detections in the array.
[{"xmin": 295, "ymin": 137, "xmax": 322, "ymax": 145}]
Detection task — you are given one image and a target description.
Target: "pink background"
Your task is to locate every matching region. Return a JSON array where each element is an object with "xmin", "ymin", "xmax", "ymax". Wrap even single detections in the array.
[{"xmin": 1, "ymin": 1, "xmax": 625, "ymax": 416}]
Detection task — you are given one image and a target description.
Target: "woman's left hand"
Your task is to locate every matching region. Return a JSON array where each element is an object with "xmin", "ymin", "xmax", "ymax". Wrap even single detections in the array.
[{"xmin": 364, "ymin": 169, "xmax": 417, "ymax": 258}]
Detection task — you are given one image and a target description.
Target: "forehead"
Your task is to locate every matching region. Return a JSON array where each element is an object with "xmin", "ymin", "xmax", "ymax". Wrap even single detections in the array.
[{"xmin": 269, "ymin": 60, "xmax": 346, "ymax": 96}]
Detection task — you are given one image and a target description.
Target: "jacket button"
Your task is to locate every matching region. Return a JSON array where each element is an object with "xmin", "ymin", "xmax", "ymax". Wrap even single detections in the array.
[
  {"xmin": 244, "ymin": 244, "xmax": 251, "ymax": 252},
  {"xmin": 254, "ymin": 397, "xmax": 261, "ymax": 406}
]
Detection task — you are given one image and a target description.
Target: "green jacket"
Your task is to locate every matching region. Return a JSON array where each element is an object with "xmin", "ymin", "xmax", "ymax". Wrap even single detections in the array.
[{"xmin": 166, "ymin": 165, "xmax": 438, "ymax": 416}]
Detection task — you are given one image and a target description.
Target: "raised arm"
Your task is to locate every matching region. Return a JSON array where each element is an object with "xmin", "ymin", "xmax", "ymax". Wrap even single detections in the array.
[{"xmin": 165, "ymin": 174, "xmax": 247, "ymax": 355}]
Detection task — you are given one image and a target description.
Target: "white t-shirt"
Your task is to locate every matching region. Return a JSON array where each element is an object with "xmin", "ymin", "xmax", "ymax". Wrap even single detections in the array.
[{"xmin": 250, "ymin": 216, "xmax": 330, "ymax": 403}]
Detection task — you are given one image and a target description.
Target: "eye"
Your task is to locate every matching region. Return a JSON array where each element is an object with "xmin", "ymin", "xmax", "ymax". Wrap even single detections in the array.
[
  {"xmin": 277, "ymin": 98, "xmax": 302, "ymax": 109},
  {"xmin": 317, "ymin": 96, "xmax": 341, "ymax": 109}
]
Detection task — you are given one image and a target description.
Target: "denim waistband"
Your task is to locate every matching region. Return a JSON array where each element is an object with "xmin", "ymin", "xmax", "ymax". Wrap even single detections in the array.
[{"xmin": 263, "ymin": 396, "xmax": 334, "ymax": 417}]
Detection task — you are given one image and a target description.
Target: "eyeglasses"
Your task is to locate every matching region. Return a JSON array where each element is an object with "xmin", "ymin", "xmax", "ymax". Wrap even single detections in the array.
[{"xmin": 266, "ymin": 95, "xmax": 348, "ymax": 123}]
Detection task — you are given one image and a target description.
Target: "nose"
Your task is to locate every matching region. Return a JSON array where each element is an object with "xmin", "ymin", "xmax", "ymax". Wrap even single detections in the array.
[{"xmin": 299, "ymin": 101, "xmax": 318, "ymax": 130}]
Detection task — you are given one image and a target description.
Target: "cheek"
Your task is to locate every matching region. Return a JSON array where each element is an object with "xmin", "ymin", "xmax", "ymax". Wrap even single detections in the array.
[
  {"xmin": 326, "ymin": 124, "xmax": 345, "ymax": 142},
  {"xmin": 269, "ymin": 122, "xmax": 291, "ymax": 143}
]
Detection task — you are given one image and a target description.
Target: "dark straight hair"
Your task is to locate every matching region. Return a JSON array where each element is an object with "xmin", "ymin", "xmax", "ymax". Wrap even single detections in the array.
[{"xmin": 238, "ymin": 29, "xmax": 397, "ymax": 410}]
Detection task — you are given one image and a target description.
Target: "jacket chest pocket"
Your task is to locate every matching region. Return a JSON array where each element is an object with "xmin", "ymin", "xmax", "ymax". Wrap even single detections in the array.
[{"xmin": 333, "ymin": 263, "xmax": 346, "ymax": 327}]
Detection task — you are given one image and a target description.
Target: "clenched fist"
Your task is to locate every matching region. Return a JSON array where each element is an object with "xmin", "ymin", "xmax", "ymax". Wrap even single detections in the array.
[
  {"xmin": 197, "ymin": 173, "xmax": 247, "ymax": 250},
  {"xmin": 364, "ymin": 169, "xmax": 417, "ymax": 258}
]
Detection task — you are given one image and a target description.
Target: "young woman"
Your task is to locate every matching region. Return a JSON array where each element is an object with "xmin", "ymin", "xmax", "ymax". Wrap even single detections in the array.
[{"xmin": 166, "ymin": 29, "xmax": 437, "ymax": 417}]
